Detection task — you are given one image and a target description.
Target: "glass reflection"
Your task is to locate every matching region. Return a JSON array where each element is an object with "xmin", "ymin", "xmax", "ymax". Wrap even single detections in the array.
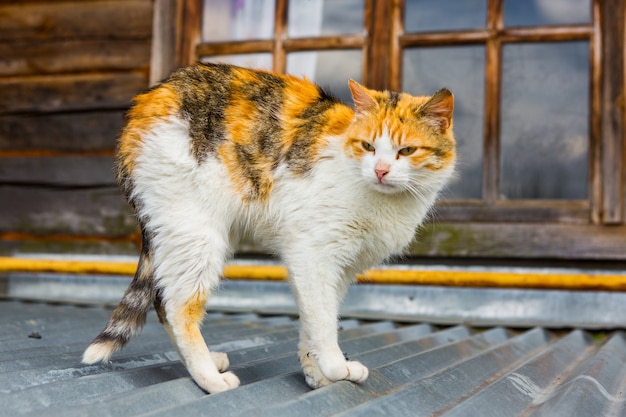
[
  {"xmin": 500, "ymin": 42, "xmax": 589, "ymax": 200},
  {"xmin": 202, "ymin": 0, "xmax": 276, "ymax": 41},
  {"xmin": 405, "ymin": 0, "xmax": 486, "ymax": 33},
  {"xmin": 504, "ymin": 0, "xmax": 591, "ymax": 27},
  {"xmin": 403, "ymin": 46, "xmax": 485, "ymax": 199},
  {"xmin": 288, "ymin": 0, "xmax": 364, "ymax": 38},
  {"xmin": 287, "ymin": 50, "xmax": 362, "ymax": 104}
]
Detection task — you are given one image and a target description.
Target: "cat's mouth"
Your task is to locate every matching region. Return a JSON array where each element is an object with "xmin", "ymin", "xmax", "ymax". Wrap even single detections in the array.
[{"xmin": 371, "ymin": 178, "xmax": 401, "ymax": 194}]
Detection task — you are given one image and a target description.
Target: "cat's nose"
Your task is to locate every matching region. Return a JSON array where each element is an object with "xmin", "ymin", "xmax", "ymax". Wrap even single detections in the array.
[{"xmin": 375, "ymin": 161, "xmax": 391, "ymax": 181}]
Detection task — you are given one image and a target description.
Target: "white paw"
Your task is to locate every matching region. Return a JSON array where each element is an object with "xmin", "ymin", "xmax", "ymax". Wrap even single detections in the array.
[
  {"xmin": 344, "ymin": 360, "xmax": 369, "ymax": 383},
  {"xmin": 321, "ymin": 360, "xmax": 369, "ymax": 384},
  {"xmin": 300, "ymin": 352, "xmax": 332, "ymax": 389},
  {"xmin": 196, "ymin": 371, "xmax": 240, "ymax": 394},
  {"xmin": 210, "ymin": 351, "xmax": 230, "ymax": 372}
]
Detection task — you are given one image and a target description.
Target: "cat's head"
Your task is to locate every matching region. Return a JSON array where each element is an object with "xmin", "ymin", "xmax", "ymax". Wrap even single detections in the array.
[{"xmin": 344, "ymin": 81, "xmax": 456, "ymax": 196}]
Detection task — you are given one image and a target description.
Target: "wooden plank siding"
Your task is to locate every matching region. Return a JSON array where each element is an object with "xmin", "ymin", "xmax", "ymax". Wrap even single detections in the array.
[
  {"xmin": 0, "ymin": 0, "xmax": 152, "ymax": 254},
  {"xmin": 0, "ymin": 111, "xmax": 125, "ymax": 152},
  {"xmin": 1, "ymin": 0, "xmax": 625, "ymax": 264},
  {"xmin": 0, "ymin": 1, "xmax": 152, "ymax": 42}
]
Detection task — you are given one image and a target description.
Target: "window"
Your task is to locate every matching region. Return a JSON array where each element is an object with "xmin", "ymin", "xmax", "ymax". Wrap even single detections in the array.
[
  {"xmin": 160, "ymin": 0, "xmax": 625, "ymax": 260},
  {"xmin": 396, "ymin": 1, "xmax": 596, "ymax": 214}
]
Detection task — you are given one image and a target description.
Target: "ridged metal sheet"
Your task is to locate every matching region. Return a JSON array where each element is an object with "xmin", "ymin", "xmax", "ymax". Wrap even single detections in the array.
[
  {"xmin": 2, "ymin": 294, "xmax": 626, "ymax": 416},
  {"xmin": 5, "ymin": 272, "xmax": 626, "ymax": 328}
]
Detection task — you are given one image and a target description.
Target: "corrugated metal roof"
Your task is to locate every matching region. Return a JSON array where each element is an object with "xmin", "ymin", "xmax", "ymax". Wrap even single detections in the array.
[
  {"xmin": 2, "ymin": 274, "xmax": 626, "ymax": 416},
  {"xmin": 6, "ymin": 269, "xmax": 626, "ymax": 328}
]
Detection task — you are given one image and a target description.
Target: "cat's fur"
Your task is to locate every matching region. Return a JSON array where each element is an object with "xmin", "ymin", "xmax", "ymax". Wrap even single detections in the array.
[{"xmin": 83, "ymin": 62, "xmax": 455, "ymax": 393}]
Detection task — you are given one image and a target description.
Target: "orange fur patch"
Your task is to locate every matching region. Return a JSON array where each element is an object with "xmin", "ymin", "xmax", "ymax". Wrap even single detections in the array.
[
  {"xmin": 118, "ymin": 84, "xmax": 181, "ymax": 176},
  {"xmin": 180, "ymin": 292, "xmax": 209, "ymax": 335}
]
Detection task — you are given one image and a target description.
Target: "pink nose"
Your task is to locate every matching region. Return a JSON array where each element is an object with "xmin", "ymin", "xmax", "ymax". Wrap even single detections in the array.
[
  {"xmin": 375, "ymin": 161, "xmax": 391, "ymax": 181},
  {"xmin": 375, "ymin": 168, "xmax": 388, "ymax": 181}
]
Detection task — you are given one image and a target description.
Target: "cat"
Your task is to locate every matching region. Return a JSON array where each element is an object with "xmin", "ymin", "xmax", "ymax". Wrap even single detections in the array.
[{"xmin": 82, "ymin": 62, "xmax": 455, "ymax": 393}]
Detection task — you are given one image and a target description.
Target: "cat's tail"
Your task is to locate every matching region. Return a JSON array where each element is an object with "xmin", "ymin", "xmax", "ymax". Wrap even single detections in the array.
[{"xmin": 82, "ymin": 232, "xmax": 156, "ymax": 364}]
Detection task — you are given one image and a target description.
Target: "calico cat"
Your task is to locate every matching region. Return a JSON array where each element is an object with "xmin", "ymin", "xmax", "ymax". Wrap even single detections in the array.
[{"xmin": 83, "ymin": 62, "xmax": 455, "ymax": 393}]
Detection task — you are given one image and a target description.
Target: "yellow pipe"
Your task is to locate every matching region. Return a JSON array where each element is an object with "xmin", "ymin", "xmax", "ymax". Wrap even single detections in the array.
[
  {"xmin": 223, "ymin": 264, "xmax": 287, "ymax": 281},
  {"xmin": 358, "ymin": 269, "xmax": 626, "ymax": 291},
  {"xmin": 1, "ymin": 256, "xmax": 625, "ymax": 291},
  {"xmin": 0, "ymin": 257, "xmax": 138, "ymax": 276}
]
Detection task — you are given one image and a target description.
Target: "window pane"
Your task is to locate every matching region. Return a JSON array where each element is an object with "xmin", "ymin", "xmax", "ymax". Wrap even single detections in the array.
[
  {"xmin": 403, "ymin": 46, "xmax": 485, "ymax": 199},
  {"xmin": 288, "ymin": 0, "xmax": 364, "ymax": 38},
  {"xmin": 201, "ymin": 54, "xmax": 273, "ymax": 71},
  {"xmin": 287, "ymin": 50, "xmax": 362, "ymax": 104},
  {"xmin": 202, "ymin": 0, "xmax": 275, "ymax": 41},
  {"xmin": 500, "ymin": 42, "xmax": 589, "ymax": 200},
  {"xmin": 504, "ymin": 0, "xmax": 591, "ymax": 27},
  {"xmin": 405, "ymin": 0, "xmax": 486, "ymax": 33}
]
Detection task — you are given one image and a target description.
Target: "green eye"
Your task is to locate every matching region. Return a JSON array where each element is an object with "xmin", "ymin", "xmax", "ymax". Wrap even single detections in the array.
[
  {"xmin": 398, "ymin": 147, "xmax": 417, "ymax": 156},
  {"xmin": 362, "ymin": 141, "xmax": 375, "ymax": 152}
]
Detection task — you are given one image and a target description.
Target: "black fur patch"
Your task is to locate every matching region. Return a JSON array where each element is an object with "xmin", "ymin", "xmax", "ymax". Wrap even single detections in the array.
[
  {"xmin": 92, "ymin": 331, "xmax": 126, "ymax": 347},
  {"xmin": 90, "ymin": 229, "xmax": 155, "ymax": 350},
  {"xmin": 154, "ymin": 287, "xmax": 167, "ymax": 325},
  {"xmin": 387, "ymin": 91, "xmax": 401, "ymax": 109},
  {"xmin": 235, "ymin": 142, "xmax": 265, "ymax": 199},
  {"xmin": 241, "ymin": 71, "xmax": 285, "ymax": 163},
  {"xmin": 169, "ymin": 63, "xmax": 234, "ymax": 162},
  {"xmin": 287, "ymin": 86, "xmax": 341, "ymax": 173}
]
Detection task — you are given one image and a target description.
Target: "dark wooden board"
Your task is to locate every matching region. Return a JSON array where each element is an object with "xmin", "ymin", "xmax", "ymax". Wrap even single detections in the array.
[
  {"xmin": 599, "ymin": 0, "xmax": 625, "ymax": 223},
  {"xmin": 0, "ymin": 156, "xmax": 115, "ymax": 186},
  {"xmin": 0, "ymin": 0, "xmax": 152, "ymax": 42},
  {"xmin": 0, "ymin": 110, "xmax": 124, "ymax": 152},
  {"xmin": 435, "ymin": 201, "xmax": 590, "ymax": 224},
  {"xmin": 0, "ymin": 39, "xmax": 151, "ymax": 76},
  {"xmin": 410, "ymin": 222, "xmax": 626, "ymax": 260},
  {"xmin": 0, "ymin": 72, "xmax": 147, "ymax": 114},
  {"xmin": 0, "ymin": 238, "xmax": 140, "ymax": 257},
  {"xmin": 0, "ymin": 185, "xmax": 136, "ymax": 236}
]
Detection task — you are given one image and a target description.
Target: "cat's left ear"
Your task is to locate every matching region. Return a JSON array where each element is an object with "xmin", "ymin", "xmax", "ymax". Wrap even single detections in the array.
[
  {"xmin": 419, "ymin": 88, "xmax": 454, "ymax": 132},
  {"xmin": 349, "ymin": 80, "xmax": 378, "ymax": 115}
]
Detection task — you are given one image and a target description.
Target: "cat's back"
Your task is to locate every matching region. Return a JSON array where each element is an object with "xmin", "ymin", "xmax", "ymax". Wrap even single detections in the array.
[{"xmin": 116, "ymin": 63, "xmax": 354, "ymax": 201}]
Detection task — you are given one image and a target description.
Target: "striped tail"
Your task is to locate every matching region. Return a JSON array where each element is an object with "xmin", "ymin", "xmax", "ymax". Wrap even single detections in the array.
[{"xmin": 82, "ymin": 240, "xmax": 155, "ymax": 364}]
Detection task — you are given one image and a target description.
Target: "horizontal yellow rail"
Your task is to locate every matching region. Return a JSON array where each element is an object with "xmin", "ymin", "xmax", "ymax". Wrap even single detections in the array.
[{"xmin": 0, "ymin": 256, "xmax": 625, "ymax": 291}]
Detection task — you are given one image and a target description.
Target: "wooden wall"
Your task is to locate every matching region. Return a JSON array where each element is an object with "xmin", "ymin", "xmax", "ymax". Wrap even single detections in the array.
[{"xmin": 0, "ymin": 0, "xmax": 153, "ymax": 255}]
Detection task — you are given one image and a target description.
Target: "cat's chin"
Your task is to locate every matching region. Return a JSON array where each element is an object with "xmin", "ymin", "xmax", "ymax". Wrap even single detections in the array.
[{"xmin": 368, "ymin": 180, "xmax": 404, "ymax": 195}]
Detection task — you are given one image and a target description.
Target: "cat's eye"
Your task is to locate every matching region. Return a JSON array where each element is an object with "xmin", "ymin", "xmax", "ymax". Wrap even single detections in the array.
[
  {"xmin": 398, "ymin": 147, "xmax": 417, "ymax": 156},
  {"xmin": 361, "ymin": 141, "xmax": 375, "ymax": 152}
]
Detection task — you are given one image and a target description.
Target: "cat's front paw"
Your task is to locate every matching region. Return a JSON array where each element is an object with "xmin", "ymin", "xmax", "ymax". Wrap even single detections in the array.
[
  {"xmin": 323, "ymin": 360, "xmax": 369, "ymax": 384},
  {"xmin": 301, "ymin": 351, "xmax": 333, "ymax": 389},
  {"xmin": 210, "ymin": 351, "xmax": 230, "ymax": 372},
  {"xmin": 194, "ymin": 371, "xmax": 240, "ymax": 394},
  {"xmin": 315, "ymin": 357, "xmax": 369, "ymax": 386}
]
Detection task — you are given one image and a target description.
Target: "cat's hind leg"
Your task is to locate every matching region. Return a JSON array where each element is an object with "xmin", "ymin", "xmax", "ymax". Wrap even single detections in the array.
[
  {"xmin": 150, "ymin": 225, "xmax": 239, "ymax": 393},
  {"xmin": 154, "ymin": 290, "xmax": 230, "ymax": 373},
  {"xmin": 161, "ymin": 291, "xmax": 239, "ymax": 393}
]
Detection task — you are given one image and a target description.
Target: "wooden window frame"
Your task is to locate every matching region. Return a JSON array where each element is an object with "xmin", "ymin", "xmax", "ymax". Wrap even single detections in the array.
[{"xmin": 152, "ymin": 0, "xmax": 626, "ymax": 261}]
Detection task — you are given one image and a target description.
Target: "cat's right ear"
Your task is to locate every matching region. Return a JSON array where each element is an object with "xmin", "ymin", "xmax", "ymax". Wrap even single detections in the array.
[
  {"xmin": 349, "ymin": 80, "xmax": 378, "ymax": 115},
  {"xmin": 419, "ymin": 88, "xmax": 454, "ymax": 132}
]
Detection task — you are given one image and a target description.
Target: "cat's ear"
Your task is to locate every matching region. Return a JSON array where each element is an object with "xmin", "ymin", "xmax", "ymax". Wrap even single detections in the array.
[
  {"xmin": 419, "ymin": 88, "xmax": 454, "ymax": 132},
  {"xmin": 349, "ymin": 80, "xmax": 378, "ymax": 115}
]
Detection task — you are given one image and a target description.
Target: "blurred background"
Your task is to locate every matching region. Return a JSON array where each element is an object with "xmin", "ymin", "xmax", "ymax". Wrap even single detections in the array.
[{"xmin": 0, "ymin": 0, "xmax": 624, "ymax": 267}]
